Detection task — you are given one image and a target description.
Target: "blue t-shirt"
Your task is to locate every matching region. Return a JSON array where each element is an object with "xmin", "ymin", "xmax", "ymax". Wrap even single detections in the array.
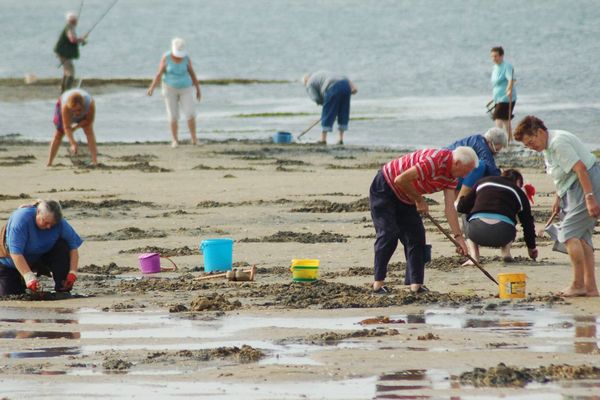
[
  {"xmin": 491, "ymin": 61, "xmax": 516, "ymax": 103},
  {"xmin": 0, "ymin": 207, "xmax": 83, "ymax": 268},
  {"xmin": 445, "ymin": 134, "xmax": 501, "ymax": 190}
]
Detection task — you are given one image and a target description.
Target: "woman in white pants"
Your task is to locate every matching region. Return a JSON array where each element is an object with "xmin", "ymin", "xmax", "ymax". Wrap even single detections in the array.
[{"xmin": 148, "ymin": 37, "xmax": 201, "ymax": 147}]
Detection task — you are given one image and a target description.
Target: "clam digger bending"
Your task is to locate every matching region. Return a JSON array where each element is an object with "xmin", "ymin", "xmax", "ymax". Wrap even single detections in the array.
[
  {"xmin": 303, "ymin": 71, "xmax": 358, "ymax": 145},
  {"xmin": 370, "ymin": 147, "xmax": 478, "ymax": 294},
  {"xmin": 0, "ymin": 200, "xmax": 83, "ymax": 296}
]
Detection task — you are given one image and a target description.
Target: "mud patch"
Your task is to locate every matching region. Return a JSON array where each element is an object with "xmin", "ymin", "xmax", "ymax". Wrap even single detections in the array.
[
  {"xmin": 190, "ymin": 293, "xmax": 242, "ymax": 311},
  {"xmin": 325, "ymin": 162, "xmax": 384, "ymax": 170},
  {"xmin": 240, "ymin": 230, "xmax": 348, "ymax": 243},
  {"xmin": 359, "ymin": 316, "xmax": 406, "ymax": 325},
  {"xmin": 0, "ymin": 154, "xmax": 36, "ymax": 166},
  {"xmin": 417, "ymin": 333, "xmax": 440, "ymax": 341},
  {"xmin": 0, "ymin": 193, "xmax": 30, "ymax": 201},
  {"xmin": 113, "ymin": 154, "xmax": 158, "ymax": 163},
  {"xmin": 300, "ymin": 329, "xmax": 400, "ymax": 344},
  {"xmin": 145, "ymin": 345, "xmax": 264, "ymax": 364},
  {"xmin": 519, "ymin": 293, "xmax": 569, "ymax": 305},
  {"xmin": 119, "ymin": 245, "xmax": 197, "ymax": 257},
  {"xmin": 197, "ymin": 198, "xmax": 292, "ymax": 208},
  {"xmin": 249, "ymin": 281, "xmax": 481, "ymax": 309},
  {"xmin": 531, "ymin": 209, "xmax": 554, "ymax": 222},
  {"xmin": 192, "ymin": 164, "xmax": 255, "ymax": 171},
  {"xmin": 291, "ymin": 197, "xmax": 369, "ymax": 213},
  {"xmin": 84, "ymin": 162, "xmax": 171, "ymax": 173},
  {"xmin": 79, "ymin": 262, "xmax": 137, "ymax": 275},
  {"xmin": 459, "ymin": 362, "xmax": 600, "ymax": 387},
  {"xmin": 87, "ymin": 227, "xmax": 167, "ymax": 241},
  {"xmin": 102, "ymin": 355, "xmax": 133, "ymax": 371},
  {"xmin": 118, "ymin": 276, "xmax": 228, "ymax": 293},
  {"xmin": 61, "ymin": 199, "xmax": 156, "ymax": 209},
  {"xmin": 321, "ymin": 266, "xmax": 373, "ymax": 278}
]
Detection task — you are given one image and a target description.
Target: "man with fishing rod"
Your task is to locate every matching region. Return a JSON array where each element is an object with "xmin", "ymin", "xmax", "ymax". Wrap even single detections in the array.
[
  {"xmin": 54, "ymin": 11, "xmax": 88, "ymax": 93},
  {"xmin": 54, "ymin": 0, "xmax": 119, "ymax": 93}
]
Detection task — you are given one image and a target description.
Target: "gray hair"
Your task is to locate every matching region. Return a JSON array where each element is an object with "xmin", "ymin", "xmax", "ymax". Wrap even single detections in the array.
[
  {"xmin": 452, "ymin": 146, "xmax": 479, "ymax": 166},
  {"xmin": 37, "ymin": 200, "xmax": 63, "ymax": 223},
  {"xmin": 66, "ymin": 11, "xmax": 77, "ymax": 22},
  {"xmin": 484, "ymin": 127, "xmax": 508, "ymax": 149}
]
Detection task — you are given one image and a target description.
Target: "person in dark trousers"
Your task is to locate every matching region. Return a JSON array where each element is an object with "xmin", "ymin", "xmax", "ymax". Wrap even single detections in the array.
[
  {"xmin": 0, "ymin": 200, "xmax": 83, "ymax": 296},
  {"xmin": 303, "ymin": 71, "xmax": 358, "ymax": 145},
  {"xmin": 370, "ymin": 147, "xmax": 478, "ymax": 294},
  {"xmin": 54, "ymin": 12, "xmax": 87, "ymax": 93},
  {"xmin": 457, "ymin": 169, "xmax": 538, "ymax": 264}
]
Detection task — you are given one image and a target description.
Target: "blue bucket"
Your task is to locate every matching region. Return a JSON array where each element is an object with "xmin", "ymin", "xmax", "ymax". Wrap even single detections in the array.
[
  {"xmin": 273, "ymin": 131, "xmax": 293, "ymax": 144},
  {"xmin": 200, "ymin": 238, "xmax": 234, "ymax": 272}
]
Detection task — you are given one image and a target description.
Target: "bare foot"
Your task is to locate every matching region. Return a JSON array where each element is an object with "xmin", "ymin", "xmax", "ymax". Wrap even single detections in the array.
[
  {"xmin": 559, "ymin": 286, "xmax": 587, "ymax": 297},
  {"xmin": 586, "ymin": 290, "xmax": 599, "ymax": 297}
]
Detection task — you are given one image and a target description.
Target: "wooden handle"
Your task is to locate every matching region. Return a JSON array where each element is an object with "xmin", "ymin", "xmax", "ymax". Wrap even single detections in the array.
[{"xmin": 425, "ymin": 214, "xmax": 498, "ymax": 286}]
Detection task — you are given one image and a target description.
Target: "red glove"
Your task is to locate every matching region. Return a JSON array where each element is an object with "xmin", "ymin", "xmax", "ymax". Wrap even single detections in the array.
[
  {"xmin": 62, "ymin": 272, "xmax": 77, "ymax": 291},
  {"xmin": 24, "ymin": 272, "xmax": 40, "ymax": 292}
]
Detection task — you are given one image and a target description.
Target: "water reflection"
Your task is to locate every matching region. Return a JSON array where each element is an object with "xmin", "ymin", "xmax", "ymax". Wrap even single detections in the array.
[{"xmin": 574, "ymin": 316, "xmax": 600, "ymax": 355}]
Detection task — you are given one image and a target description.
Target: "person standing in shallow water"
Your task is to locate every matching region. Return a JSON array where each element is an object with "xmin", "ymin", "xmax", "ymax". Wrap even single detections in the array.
[
  {"xmin": 515, "ymin": 115, "xmax": 599, "ymax": 297},
  {"xmin": 490, "ymin": 46, "xmax": 516, "ymax": 142},
  {"xmin": 54, "ymin": 12, "xmax": 87, "ymax": 93},
  {"xmin": 303, "ymin": 71, "xmax": 358, "ymax": 145},
  {"xmin": 148, "ymin": 37, "xmax": 202, "ymax": 148}
]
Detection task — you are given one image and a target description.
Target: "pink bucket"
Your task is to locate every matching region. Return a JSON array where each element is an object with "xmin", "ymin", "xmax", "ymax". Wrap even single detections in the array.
[{"xmin": 138, "ymin": 253, "xmax": 178, "ymax": 274}]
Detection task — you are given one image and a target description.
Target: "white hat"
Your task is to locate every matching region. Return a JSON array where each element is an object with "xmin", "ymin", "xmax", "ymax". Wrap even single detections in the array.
[
  {"xmin": 171, "ymin": 37, "xmax": 187, "ymax": 58},
  {"xmin": 66, "ymin": 11, "xmax": 78, "ymax": 22}
]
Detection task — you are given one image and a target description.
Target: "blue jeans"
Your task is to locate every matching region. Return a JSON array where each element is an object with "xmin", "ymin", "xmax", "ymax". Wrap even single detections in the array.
[{"xmin": 321, "ymin": 80, "xmax": 351, "ymax": 132}]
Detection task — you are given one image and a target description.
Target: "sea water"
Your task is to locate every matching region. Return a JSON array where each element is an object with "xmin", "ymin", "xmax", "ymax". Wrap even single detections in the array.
[{"xmin": 1, "ymin": 0, "xmax": 599, "ymax": 147}]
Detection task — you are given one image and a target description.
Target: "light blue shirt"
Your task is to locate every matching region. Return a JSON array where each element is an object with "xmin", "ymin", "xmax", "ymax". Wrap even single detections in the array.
[
  {"xmin": 163, "ymin": 52, "xmax": 193, "ymax": 89},
  {"xmin": 491, "ymin": 61, "xmax": 516, "ymax": 103},
  {"xmin": 0, "ymin": 207, "xmax": 83, "ymax": 268},
  {"xmin": 544, "ymin": 130, "xmax": 597, "ymax": 196}
]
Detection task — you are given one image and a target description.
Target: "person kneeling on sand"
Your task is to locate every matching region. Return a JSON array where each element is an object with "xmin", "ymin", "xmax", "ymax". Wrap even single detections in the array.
[
  {"xmin": 0, "ymin": 200, "xmax": 83, "ymax": 296},
  {"xmin": 456, "ymin": 169, "xmax": 538, "ymax": 264},
  {"xmin": 515, "ymin": 115, "xmax": 600, "ymax": 297},
  {"xmin": 303, "ymin": 71, "xmax": 358, "ymax": 145},
  {"xmin": 370, "ymin": 147, "xmax": 478, "ymax": 294},
  {"xmin": 47, "ymin": 88, "xmax": 98, "ymax": 166}
]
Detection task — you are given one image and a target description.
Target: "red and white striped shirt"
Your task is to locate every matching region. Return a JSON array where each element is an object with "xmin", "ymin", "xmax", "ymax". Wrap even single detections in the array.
[{"xmin": 382, "ymin": 149, "xmax": 457, "ymax": 204}]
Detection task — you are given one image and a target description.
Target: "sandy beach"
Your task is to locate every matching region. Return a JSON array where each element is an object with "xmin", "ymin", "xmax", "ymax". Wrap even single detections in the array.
[{"xmin": 1, "ymin": 135, "xmax": 600, "ymax": 399}]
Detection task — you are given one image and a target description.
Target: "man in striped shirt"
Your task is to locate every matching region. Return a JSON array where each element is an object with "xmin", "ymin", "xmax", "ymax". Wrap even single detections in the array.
[{"xmin": 370, "ymin": 147, "xmax": 479, "ymax": 293}]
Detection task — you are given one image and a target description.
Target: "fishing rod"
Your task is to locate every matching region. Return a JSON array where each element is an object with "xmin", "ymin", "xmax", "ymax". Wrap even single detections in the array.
[
  {"xmin": 77, "ymin": 0, "xmax": 84, "ymax": 20},
  {"xmin": 83, "ymin": 0, "xmax": 119, "ymax": 38}
]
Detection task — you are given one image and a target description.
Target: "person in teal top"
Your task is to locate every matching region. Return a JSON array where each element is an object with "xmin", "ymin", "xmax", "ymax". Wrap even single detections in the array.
[
  {"xmin": 148, "ymin": 37, "xmax": 202, "ymax": 147},
  {"xmin": 516, "ymin": 115, "xmax": 600, "ymax": 297},
  {"xmin": 490, "ymin": 46, "xmax": 516, "ymax": 142},
  {"xmin": 0, "ymin": 200, "xmax": 83, "ymax": 296}
]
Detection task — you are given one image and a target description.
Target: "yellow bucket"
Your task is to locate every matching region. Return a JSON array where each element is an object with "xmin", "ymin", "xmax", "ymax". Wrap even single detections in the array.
[
  {"xmin": 498, "ymin": 272, "xmax": 527, "ymax": 299},
  {"xmin": 290, "ymin": 259, "xmax": 319, "ymax": 282}
]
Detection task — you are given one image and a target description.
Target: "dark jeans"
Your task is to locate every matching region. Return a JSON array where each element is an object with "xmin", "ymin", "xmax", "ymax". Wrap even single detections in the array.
[
  {"xmin": 464, "ymin": 217, "xmax": 516, "ymax": 248},
  {"xmin": 0, "ymin": 239, "xmax": 71, "ymax": 296},
  {"xmin": 370, "ymin": 171, "xmax": 426, "ymax": 284},
  {"xmin": 321, "ymin": 80, "xmax": 351, "ymax": 132}
]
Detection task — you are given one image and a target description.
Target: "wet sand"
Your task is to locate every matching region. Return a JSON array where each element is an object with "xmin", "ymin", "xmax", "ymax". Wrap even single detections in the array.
[{"xmin": 1, "ymin": 136, "xmax": 599, "ymax": 399}]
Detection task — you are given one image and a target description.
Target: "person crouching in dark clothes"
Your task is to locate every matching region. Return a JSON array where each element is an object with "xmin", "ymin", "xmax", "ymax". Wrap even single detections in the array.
[{"xmin": 456, "ymin": 169, "xmax": 538, "ymax": 264}]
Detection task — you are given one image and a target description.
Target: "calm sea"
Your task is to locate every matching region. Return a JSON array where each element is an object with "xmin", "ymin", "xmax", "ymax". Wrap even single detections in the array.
[{"xmin": 1, "ymin": 0, "xmax": 599, "ymax": 147}]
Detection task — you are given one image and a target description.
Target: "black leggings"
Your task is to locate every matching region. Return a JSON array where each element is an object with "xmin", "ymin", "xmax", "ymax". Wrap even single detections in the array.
[{"xmin": 0, "ymin": 239, "xmax": 71, "ymax": 296}]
